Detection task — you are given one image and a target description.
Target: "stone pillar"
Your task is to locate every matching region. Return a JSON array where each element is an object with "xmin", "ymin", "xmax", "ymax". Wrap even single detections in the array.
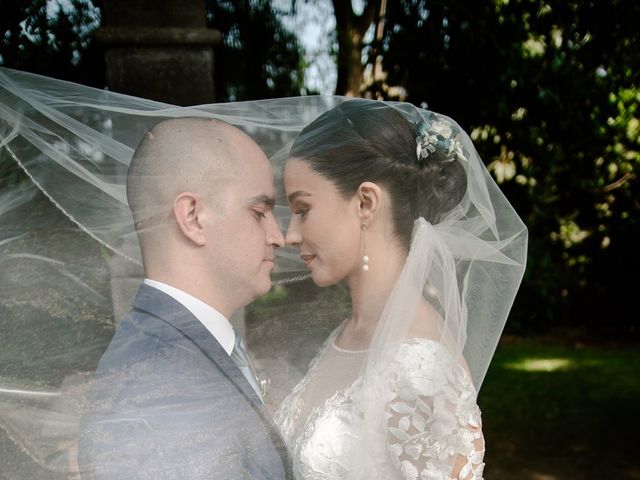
[
  {"xmin": 95, "ymin": 0, "xmax": 220, "ymax": 105},
  {"xmin": 95, "ymin": 1, "xmax": 226, "ymax": 327}
]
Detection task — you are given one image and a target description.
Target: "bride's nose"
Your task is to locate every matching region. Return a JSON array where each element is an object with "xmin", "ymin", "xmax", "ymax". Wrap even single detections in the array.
[{"xmin": 285, "ymin": 216, "xmax": 302, "ymax": 247}]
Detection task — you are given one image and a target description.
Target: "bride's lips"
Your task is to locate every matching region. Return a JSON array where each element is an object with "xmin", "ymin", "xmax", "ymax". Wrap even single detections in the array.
[{"xmin": 300, "ymin": 254, "xmax": 316, "ymax": 268}]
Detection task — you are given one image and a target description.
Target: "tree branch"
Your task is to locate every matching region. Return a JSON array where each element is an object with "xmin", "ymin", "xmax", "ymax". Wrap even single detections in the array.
[{"xmin": 601, "ymin": 172, "xmax": 635, "ymax": 193}]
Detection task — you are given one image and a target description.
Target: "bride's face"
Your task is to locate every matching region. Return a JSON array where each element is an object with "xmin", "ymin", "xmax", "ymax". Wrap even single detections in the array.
[{"xmin": 284, "ymin": 158, "xmax": 363, "ymax": 287}]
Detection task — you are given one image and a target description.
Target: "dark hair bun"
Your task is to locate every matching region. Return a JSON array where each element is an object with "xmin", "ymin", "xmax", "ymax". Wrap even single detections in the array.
[
  {"xmin": 416, "ymin": 153, "xmax": 467, "ymax": 224},
  {"xmin": 290, "ymin": 99, "xmax": 468, "ymax": 249}
]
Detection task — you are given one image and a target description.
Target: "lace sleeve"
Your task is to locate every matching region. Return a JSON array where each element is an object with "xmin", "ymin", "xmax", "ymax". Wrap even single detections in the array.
[{"xmin": 385, "ymin": 341, "xmax": 485, "ymax": 480}]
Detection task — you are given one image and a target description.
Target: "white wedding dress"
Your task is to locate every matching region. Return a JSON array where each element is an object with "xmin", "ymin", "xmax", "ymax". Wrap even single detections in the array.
[{"xmin": 274, "ymin": 322, "xmax": 485, "ymax": 480}]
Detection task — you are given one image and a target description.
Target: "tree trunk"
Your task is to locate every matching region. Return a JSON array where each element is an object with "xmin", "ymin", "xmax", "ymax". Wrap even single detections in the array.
[{"xmin": 332, "ymin": 0, "xmax": 380, "ymax": 96}]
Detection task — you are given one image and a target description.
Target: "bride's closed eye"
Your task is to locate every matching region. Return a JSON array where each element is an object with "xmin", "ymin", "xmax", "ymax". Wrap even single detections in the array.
[{"xmin": 293, "ymin": 206, "xmax": 309, "ymax": 220}]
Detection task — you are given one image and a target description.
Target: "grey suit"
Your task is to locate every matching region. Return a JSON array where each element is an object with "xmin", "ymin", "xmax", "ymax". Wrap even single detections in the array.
[{"xmin": 78, "ymin": 284, "xmax": 292, "ymax": 479}]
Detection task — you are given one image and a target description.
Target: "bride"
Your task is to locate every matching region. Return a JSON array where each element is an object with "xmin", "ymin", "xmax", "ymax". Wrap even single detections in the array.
[{"xmin": 274, "ymin": 99, "xmax": 527, "ymax": 480}]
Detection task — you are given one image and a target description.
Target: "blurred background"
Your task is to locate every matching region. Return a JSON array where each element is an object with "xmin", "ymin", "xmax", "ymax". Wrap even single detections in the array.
[{"xmin": 0, "ymin": 1, "xmax": 638, "ymax": 479}]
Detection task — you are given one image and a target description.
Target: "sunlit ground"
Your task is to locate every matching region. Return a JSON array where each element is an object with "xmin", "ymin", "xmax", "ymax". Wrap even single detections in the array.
[
  {"xmin": 480, "ymin": 337, "xmax": 640, "ymax": 480},
  {"xmin": 504, "ymin": 358, "xmax": 573, "ymax": 372}
]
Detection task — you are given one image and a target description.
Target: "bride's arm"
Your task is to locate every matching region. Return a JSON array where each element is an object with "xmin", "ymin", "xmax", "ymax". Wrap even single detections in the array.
[{"xmin": 385, "ymin": 341, "xmax": 485, "ymax": 480}]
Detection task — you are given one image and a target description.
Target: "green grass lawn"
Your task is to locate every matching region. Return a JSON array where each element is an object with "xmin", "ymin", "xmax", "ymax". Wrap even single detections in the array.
[{"xmin": 480, "ymin": 337, "xmax": 640, "ymax": 479}]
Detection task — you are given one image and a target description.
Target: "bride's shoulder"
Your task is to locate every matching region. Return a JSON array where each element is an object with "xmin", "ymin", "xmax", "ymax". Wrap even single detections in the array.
[
  {"xmin": 402, "ymin": 300, "xmax": 443, "ymax": 345},
  {"xmin": 391, "ymin": 302, "xmax": 474, "ymax": 382}
]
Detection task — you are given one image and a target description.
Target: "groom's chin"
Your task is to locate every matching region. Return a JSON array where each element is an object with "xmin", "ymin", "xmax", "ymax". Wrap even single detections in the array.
[{"xmin": 254, "ymin": 275, "xmax": 274, "ymax": 298}]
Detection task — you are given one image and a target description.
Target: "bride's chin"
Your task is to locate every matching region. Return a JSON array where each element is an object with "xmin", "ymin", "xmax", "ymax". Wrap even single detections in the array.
[{"xmin": 310, "ymin": 270, "xmax": 340, "ymax": 288}]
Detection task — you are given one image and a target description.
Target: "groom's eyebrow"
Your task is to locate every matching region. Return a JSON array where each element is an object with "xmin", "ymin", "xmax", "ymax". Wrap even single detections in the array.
[
  {"xmin": 249, "ymin": 194, "xmax": 275, "ymax": 210},
  {"xmin": 287, "ymin": 191, "xmax": 311, "ymax": 203}
]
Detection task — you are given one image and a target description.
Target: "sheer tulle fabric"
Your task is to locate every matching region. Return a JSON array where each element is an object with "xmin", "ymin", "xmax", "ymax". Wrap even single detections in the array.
[
  {"xmin": 0, "ymin": 67, "xmax": 526, "ymax": 478},
  {"xmin": 274, "ymin": 217, "xmax": 520, "ymax": 480}
]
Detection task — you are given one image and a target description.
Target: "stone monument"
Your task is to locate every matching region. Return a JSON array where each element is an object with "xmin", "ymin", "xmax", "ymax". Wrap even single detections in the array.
[{"xmin": 95, "ymin": 0, "xmax": 220, "ymax": 106}]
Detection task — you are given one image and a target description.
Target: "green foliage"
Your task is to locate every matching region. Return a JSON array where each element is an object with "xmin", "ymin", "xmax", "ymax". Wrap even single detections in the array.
[
  {"xmin": 206, "ymin": 0, "xmax": 305, "ymax": 100},
  {"xmin": 0, "ymin": 0, "xmax": 104, "ymax": 189},
  {"xmin": 374, "ymin": 0, "xmax": 639, "ymax": 331},
  {"xmin": 0, "ymin": 0, "xmax": 103, "ymax": 85}
]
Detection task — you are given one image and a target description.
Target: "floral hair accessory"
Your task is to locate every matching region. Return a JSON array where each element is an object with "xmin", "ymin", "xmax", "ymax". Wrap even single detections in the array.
[{"xmin": 415, "ymin": 119, "xmax": 467, "ymax": 165}]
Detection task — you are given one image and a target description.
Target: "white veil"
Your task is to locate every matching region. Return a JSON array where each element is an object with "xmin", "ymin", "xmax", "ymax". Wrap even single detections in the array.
[
  {"xmin": 0, "ymin": 67, "xmax": 527, "ymax": 478},
  {"xmin": 355, "ymin": 112, "xmax": 527, "ymax": 479},
  {"xmin": 372, "ymin": 106, "xmax": 528, "ymax": 387}
]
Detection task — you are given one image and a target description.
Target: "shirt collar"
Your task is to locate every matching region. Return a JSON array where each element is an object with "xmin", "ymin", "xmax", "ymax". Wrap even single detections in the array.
[{"xmin": 143, "ymin": 278, "xmax": 235, "ymax": 355}]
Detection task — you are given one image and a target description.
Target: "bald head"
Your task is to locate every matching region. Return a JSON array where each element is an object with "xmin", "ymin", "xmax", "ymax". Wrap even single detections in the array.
[
  {"xmin": 125, "ymin": 117, "xmax": 283, "ymax": 311},
  {"xmin": 126, "ymin": 117, "xmax": 261, "ymax": 234}
]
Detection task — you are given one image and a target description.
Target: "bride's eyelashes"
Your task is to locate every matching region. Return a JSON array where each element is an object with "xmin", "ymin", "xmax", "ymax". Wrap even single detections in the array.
[{"xmin": 294, "ymin": 207, "xmax": 309, "ymax": 220}]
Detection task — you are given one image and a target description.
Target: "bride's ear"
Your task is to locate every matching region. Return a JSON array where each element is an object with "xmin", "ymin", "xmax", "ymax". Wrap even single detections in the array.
[
  {"xmin": 356, "ymin": 182, "xmax": 381, "ymax": 223},
  {"xmin": 173, "ymin": 192, "xmax": 207, "ymax": 246}
]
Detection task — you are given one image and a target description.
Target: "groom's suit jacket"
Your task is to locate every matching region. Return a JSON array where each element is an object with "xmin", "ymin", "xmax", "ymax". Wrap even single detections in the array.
[{"xmin": 78, "ymin": 284, "xmax": 291, "ymax": 480}]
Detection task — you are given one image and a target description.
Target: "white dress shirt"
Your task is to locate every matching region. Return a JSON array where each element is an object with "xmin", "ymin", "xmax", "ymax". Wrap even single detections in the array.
[{"xmin": 143, "ymin": 278, "xmax": 235, "ymax": 355}]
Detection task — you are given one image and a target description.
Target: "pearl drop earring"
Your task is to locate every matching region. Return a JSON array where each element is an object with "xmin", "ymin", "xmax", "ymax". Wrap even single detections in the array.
[{"xmin": 361, "ymin": 223, "xmax": 369, "ymax": 272}]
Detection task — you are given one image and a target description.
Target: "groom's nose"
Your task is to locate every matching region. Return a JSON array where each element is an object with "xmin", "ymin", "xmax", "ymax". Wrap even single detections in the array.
[{"xmin": 265, "ymin": 212, "xmax": 285, "ymax": 247}]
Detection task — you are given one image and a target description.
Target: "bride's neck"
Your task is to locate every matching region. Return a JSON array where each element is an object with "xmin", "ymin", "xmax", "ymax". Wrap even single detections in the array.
[{"xmin": 340, "ymin": 241, "xmax": 407, "ymax": 349}]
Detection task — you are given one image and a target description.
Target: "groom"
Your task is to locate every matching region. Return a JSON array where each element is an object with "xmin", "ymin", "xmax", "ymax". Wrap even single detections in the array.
[{"xmin": 78, "ymin": 118, "xmax": 291, "ymax": 479}]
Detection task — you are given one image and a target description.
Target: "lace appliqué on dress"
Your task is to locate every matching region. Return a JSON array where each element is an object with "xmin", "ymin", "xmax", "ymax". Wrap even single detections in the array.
[
  {"xmin": 386, "ymin": 341, "xmax": 485, "ymax": 480},
  {"xmin": 274, "ymin": 338, "xmax": 484, "ymax": 480}
]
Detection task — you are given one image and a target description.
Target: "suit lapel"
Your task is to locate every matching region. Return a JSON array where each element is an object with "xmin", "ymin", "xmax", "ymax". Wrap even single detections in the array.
[
  {"xmin": 130, "ymin": 283, "xmax": 293, "ymax": 478},
  {"xmin": 131, "ymin": 284, "xmax": 262, "ymax": 406}
]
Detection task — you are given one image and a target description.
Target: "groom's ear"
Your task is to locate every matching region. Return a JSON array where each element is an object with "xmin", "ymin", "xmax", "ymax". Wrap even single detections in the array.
[
  {"xmin": 356, "ymin": 181, "xmax": 381, "ymax": 222},
  {"xmin": 173, "ymin": 192, "xmax": 207, "ymax": 246}
]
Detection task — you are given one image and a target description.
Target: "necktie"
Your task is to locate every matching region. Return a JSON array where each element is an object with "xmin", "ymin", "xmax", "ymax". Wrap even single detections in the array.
[{"xmin": 230, "ymin": 333, "xmax": 264, "ymax": 403}]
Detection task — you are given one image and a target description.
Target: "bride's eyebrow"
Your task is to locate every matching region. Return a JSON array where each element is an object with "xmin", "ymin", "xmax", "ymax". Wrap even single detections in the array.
[
  {"xmin": 287, "ymin": 191, "xmax": 311, "ymax": 203},
  {"xmin": 249, "ymin": 194, "xmax": 275, "ymax": 210}
]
